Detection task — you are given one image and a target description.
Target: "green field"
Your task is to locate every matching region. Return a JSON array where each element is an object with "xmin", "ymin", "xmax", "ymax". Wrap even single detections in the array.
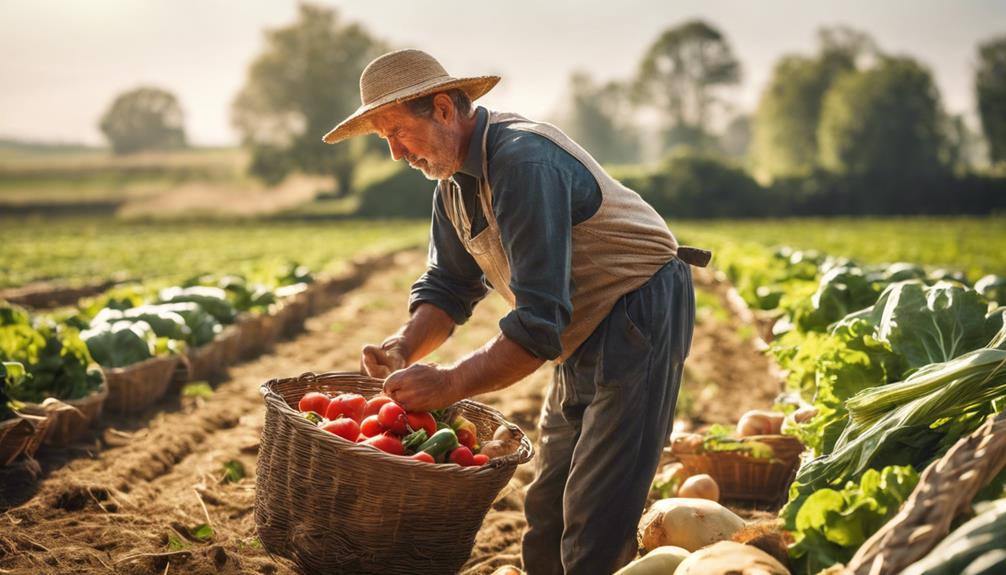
[
  {"xmin": 0, "ymin": 217, "xmax": 427, "ymax": 289},
  {"xmin": 2, "ymin": 215, "xmax": 1002, "ymax": 291},
  {"xmin": 674, "ymin": 216, "xmax": 1006, "ymax": 281}
]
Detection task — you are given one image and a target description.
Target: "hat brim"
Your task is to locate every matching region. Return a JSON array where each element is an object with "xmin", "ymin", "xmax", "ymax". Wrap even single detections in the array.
[{"xmin": 322, "ymin": 75, "xmax": 500, "ymax": 144}]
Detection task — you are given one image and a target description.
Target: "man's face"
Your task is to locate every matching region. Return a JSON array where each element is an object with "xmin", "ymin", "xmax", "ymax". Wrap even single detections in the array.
[{"xmin": 371, "ymin": 104, "xmax": 458, "ymax": 181}]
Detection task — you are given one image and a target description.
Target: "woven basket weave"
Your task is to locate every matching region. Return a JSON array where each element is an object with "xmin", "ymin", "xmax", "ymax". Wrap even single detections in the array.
[
  {"xmin": 674, "ymin": 434, "xmax": 804, "ymax": 504},
  {"xmin": 843, "ymin": 411, "xmax": 1006, "ymax": 575},
  {"xmin": 256, "ymin": 371, "xmax": 534, "ymax": 575},
  {"xmin": 27, "ymin": 379, "xmax": 109, "ymax": 447},
  {"xmin": 0, "ymin": 411, "xmax": 50, "ymax": 465},
  {"xmin": 103, "ymin": 355, "xmax": 179, "ymax": 414},
  {"xmin": 186, "ymin": 338, "xmax": 227, "ymax": 383}
]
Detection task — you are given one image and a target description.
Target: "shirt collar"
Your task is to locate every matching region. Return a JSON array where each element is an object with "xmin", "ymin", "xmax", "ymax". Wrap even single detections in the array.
[{"xmin": 457, "ymin": 106, "xmax": 488, "ymax": 178}]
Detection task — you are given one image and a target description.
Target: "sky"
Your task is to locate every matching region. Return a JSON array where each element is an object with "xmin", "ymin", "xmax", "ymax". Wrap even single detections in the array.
[{"xmin": 1, "ymin": 0, "xmax": 1003, "ymax": 147}]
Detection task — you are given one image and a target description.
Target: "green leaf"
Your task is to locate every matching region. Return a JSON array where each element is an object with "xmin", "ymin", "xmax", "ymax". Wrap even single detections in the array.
[
  {"xmin": 221, "ymin": 459, "xmax": 246, "ymax": 483},
  {"xmin": 182, "ymin": 382, "xmax": 213, "ymax": 400},
  {"xmin": 191, "ymin": 523, "xmax": 214, "ymax": 541},
  {"xmin": 167, "ymin": 533, "xmax": 187, "ymax": 551}
]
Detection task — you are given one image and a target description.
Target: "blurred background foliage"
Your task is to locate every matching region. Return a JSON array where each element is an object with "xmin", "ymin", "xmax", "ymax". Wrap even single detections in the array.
[{"xmin": 2, "ymin": 3, "xmax": 1005, "ymax": 221}]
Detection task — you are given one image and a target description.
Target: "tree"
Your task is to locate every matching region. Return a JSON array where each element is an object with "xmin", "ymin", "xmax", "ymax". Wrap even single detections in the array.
[
  {"xmin": 634, "ymin": 20, "xmax": 740, "ymax": 152},
  {"xmin": 750, "ymin": 27, "xmax": 875, "ymax": 180},
  {"xmin": 560, "ymin": 72, "xmax": 641, "ymax": 164},
  {"xmin": 818, "ymin": 56, "xmax": 946, "ymax": 178},
  {"xmin": 976, "ymin": 35, "xmax": 1006, "ymax": 164},
  {"xmin": 719, "ymin": 114, "xmax": 751, "ymax": 160},
  {"xmin": 232, "ymin": 3, "xmax": 387, "ymax": 191},
  {"xmin": 99, "ymin": 87, "xmax": 186, "ymax": 155}
]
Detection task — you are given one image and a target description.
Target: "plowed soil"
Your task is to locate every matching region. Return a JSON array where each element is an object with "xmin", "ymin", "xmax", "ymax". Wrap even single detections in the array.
[{"xmin": 0, "ymin": 250, "xmax": 781, "ymax": 575}]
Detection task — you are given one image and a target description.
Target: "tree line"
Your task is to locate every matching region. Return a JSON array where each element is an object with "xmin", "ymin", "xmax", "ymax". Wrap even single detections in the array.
[{"xmin": 98, "ymin": 4, "xmax": 1006, "ymax": 217}]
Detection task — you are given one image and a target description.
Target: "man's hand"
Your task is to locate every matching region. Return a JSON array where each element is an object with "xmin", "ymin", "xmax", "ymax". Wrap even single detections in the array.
[
  {"xmin": 360, "ymin": 337, "xmax": 408, "ymax": 379},
  {"xmin": 383, "ymin": 363, "xmax": 460, "ymax": 412}
]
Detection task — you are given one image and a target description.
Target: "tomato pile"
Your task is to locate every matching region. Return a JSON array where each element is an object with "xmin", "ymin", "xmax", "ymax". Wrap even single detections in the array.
[{"xmin": 296, "ymin": 391, "xmax": 519, "ymax": 466}]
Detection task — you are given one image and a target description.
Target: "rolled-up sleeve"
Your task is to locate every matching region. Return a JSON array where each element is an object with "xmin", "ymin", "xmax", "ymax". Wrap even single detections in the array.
[
  {"xmin": 493, "ymin": 162, "xmax": 573, "ymax": 360},
  {"xmin": 409, "ymin": 183, "xmax": 489, "ymax": 324}
]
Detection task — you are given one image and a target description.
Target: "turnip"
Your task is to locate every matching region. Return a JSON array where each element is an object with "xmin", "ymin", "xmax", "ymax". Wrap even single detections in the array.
[
  {"xmin": 677, "ymin": 474, "xmax": 719, "ymax": 502},
  {"xmin": 614, "ymin": 546, "xmax": 690, "ymax": 575},
  {"xmin": 674, "ymin": 541, "xmax": 789, "ymax": 575},
  {"xmin": 638, "ymin": 498, "xmax": 745, "ymax": 552},
  {"xmin": 736, "ymin": 410, "xmax": 784, "ymax": 437}
]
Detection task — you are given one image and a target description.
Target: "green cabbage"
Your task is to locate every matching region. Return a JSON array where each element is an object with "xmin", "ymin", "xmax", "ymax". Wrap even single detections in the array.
[
  {"xmin": 158, "ymin": 286, "xmax": 237, "ymax": 324},
  {"xmin": 82, "ymin": 320, "xmax": 156, "ymax": 368}
]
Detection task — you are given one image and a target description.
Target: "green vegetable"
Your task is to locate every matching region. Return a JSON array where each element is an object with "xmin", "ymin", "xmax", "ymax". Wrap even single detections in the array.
[
  {"xmin": 0, "ymin": 301, "xmax": 31, "ymax": 326},
  {"xmin": 158, "ymin": 286, "xmax": 237, "ymax": 324},
  {"xmin": 975, "ymin": 274, "xmax": 1006, "ymax": 305},
  {"xmin": 701, "ymin": 424, "xmax": 775, "ymax": 459},
  {"xmin": 92, "ymin": 306, "xmax": 192, "ymax": 342},
  {"xmin": 145, "ymin": 303, "xmax": 222, "ymax": 347},
  {"xmin": 902, "ymin": 498, "xmax": 1006, "ymax": 575},
  {"xmin": 300, "ymin": 411, "xmax": 324, "ymax": 425},
  {"xmin": 789, "ymin": 465, "xmax": 918, "ymax": 573},
  {"xmin": 81, "ymin": 320, "xmax": 156, "ymax": 368},
  {"xmin": 1, "ymin": 360, "xmax": 26, "ymax": 420},
  {"xmin": 417, "ymin": 428, "xmax": 459, "ymax": 458},
  {"xmin": 782, "ymin": 330, "xmax": 1006, "ymax": 532},
  {"xmin": 0, "ymin": 320, "xmax": 103, "ymax": 402},
  {"xmin": 402, "ymin": 428, "xmax": 429, "ymax": 453}
]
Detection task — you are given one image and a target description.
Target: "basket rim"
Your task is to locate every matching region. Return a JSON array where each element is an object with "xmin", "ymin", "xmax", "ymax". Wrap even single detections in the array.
[
  {"xmin": 22, "ymin": 377, "xmax": 109, "ymax": 409},
  {"xmin": 260, "ymin": 370, "xmax": 534, "ymax": 469},
  {"xmin": 101, "ymin": 353, "xmax": 179, "ymax": 375}
]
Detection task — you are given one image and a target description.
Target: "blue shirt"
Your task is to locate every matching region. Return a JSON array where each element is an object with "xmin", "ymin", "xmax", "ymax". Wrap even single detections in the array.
[{"xmin": 409, "ymin": 106, "xmax": 602, "ymax": 360}]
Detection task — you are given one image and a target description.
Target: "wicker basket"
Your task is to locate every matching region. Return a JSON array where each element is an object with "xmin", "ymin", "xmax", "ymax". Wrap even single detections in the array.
[
  {"xmin": 186, "ymin": 339, "xmax": 227, "ymax": 383},
  {"xmin": 218, "ymin": 324, "xmax": 244, "ymax": 367},
  {"xmin": 843, "ymin": 411, "xmax": 1006, "ymax": 575},
  {"xmin": 0, "ymin": 411, "xmax": 50, "ymax": 465},
  {"xmin": 238, "ymin": 313, "xmax": 278, "ymax": 359},
  {"xmin": 25, "ymin": 379, "xmax": 109, "ymax": 447},
  {"xmin": 673, "ymin": 434, "xmax": 804, "ymax": 504},
  {"xmin": 103, "ymin": 355, "xmax": 179, "ymax": 414},
  {"xmin": 256, "ymin": 371, "xmax": 534, "ymax": 575}
]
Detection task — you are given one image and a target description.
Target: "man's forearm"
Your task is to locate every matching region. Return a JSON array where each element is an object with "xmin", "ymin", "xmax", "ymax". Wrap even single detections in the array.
[
  {"xmin": 446, "ymin": 332, "xmax": 546, "ymax": 399},
  {"xmin": 391, "ymin": 302, "xmax": 456, "ymax": 365}
]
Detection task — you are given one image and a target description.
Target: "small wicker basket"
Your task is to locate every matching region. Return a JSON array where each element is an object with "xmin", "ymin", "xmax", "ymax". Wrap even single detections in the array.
[
  {"xmin": 0, "ymin": 411, "xmax": 50, "ymax": 465},
  {"xmin": 673, "ymin": 434, "xmax": 804, "ymax": 504},
  {"xmin": 186, "ymin": 338, "xmax": 227, "ymax": 383},
  {"xmin": 103, "ymin": 355, "xmax": 179, "ymax": 414},
  {"xmin": 256, "ymin": 371, "xmax": 534, "ymax": 575},
  {"xmin": 25, "ymin": 378, "xmax": 109, "ymax": 447}
]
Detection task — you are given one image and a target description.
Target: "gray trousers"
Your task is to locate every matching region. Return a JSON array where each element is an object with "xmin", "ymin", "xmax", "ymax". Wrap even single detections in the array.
[{"xmin": 521, "ymin": 259, "xmax": 695, "ymax": 575}]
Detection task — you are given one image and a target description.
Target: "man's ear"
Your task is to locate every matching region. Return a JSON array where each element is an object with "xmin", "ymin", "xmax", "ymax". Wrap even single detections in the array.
[{"xmin": 432, "ymin": 93, "xmax": 454, "ymax": 124}]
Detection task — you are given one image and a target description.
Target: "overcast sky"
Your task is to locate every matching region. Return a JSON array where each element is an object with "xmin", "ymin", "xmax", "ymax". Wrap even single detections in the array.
[{"xmin": 1, "ymin": 0, "xmax": 1003, "ymax": 146}]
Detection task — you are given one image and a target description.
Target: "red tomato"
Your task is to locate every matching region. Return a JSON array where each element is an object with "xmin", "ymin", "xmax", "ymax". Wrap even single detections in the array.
[
  {"xmin": 378, "ymin": 402, "xmax": 409, "ymax": 435},
  {"xmin": 298, "ymin": 391, "xmax": 330, "ymax": 416},
  {"xmin": 320, "ymin": 418, "xmax": 360, "ymax": 442},
  {"xmin": 472, "ymin": 453, "xmax": 489, "ymax": 466},
  {"xmin": 359, "ymin": 415, "xmax": 385, "ymax": 437},
  {"xmin": 364, "ymin": 432, "xmax": 404, "ymax": 456},
  {"xmin": 449, "ymin": 446, "xmax": 475, "ymax": 467},
  {"xmin": 456, "ymin": 428, "xmax": 477, "ymax": 450},
  {"xmin": 411, "ymin": 452, "xmax": 435, "ymax": 464},
  {"xmin": 364, "ymin": 395, "xmax": 394, "ymax": 418},
  {"xmin": 407, "ymin": 412, "xmax": 437, "ymax": 437},
  {"xmin": 325, "ymin": 393, "xmax": 367, "ymax": 422}
]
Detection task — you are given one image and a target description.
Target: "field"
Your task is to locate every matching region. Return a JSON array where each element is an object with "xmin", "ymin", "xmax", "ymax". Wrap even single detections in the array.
[{"xmin": 1, "ymin": 146, "xmax": 1004, "ymax": 574}]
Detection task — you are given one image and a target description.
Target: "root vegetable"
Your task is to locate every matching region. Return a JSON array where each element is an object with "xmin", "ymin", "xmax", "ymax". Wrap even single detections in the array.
[
  {"xmin": 677, "ymin": 474, "xmax": 720, "ymax": 502},
  {"xmin": 736, "ymin": 410, "xmax": 785, "ymax": 437},
  {"xmin": 614, "ymin": 546, "xmax": 690, "ymax": 575},
  {"xmin": 638, "ymin": 498, "xmax": 745, "ymax": 552},
  {"xmin": 480, "ymin": 439, "xmax": 519, "ymax": 459},
  {"xmin": 493, "ymin": 424, "xmax": 518, "ymax": 442},
  {"xmin": 670, "ymin": 432, "xmax": 704, "ymax": 454},
  {"xmin": 674, "ymin": 541, "xmax": 789, "ymax": 575},
  {"xmin": 652, "ymin": 462, "xmax": 689, "ymax": 499}
]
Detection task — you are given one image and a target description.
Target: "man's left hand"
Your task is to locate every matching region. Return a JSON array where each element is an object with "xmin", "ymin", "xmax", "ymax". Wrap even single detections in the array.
[{"xmin": 383, "ymin": 363, "xmax": 461, "ymax": 412}]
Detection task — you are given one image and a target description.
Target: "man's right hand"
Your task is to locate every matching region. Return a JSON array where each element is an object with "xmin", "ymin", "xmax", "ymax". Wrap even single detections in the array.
[{"xmin": 360, "ymin": 337, "xmax": 408, "ymax": 379}]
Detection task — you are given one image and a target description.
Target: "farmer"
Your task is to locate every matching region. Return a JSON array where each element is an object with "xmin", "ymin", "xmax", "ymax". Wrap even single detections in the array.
[{"xmin": 326, "ymin": 49, "xmax": 699, "ymax": 575}]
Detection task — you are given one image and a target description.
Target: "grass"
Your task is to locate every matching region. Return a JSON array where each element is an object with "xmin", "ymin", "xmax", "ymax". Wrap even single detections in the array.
[
  {"xmin": 0, "ymin": 217, "xmax": 427, "ymax": 289},
  {"xmin": 674, "ymin": 216, "xmax": 1006, "ymax": 280}
]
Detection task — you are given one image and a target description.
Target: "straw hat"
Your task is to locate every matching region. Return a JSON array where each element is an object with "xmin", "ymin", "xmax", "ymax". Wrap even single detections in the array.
[{"xmin": 322, "ymin": 49, "xmax": 500, "ymax": 144}]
